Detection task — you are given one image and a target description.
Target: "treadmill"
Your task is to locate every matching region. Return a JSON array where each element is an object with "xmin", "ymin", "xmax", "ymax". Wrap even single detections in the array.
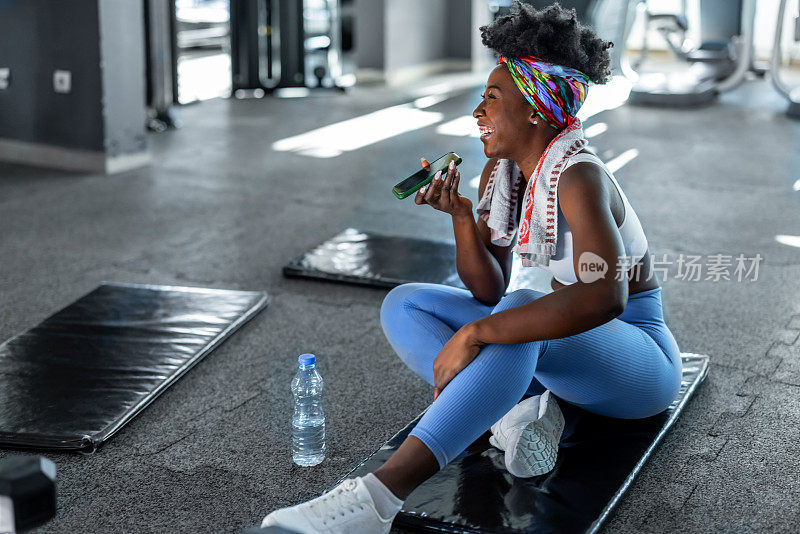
[{"xmin": 626, "ymin": 0, "xmax": 757, "ymax": 106}]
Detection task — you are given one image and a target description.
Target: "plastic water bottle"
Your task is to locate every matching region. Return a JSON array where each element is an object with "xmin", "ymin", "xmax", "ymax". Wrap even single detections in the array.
[{"xmin": 291, "ymin": 353, "xmax": 326, "ymax": 466}]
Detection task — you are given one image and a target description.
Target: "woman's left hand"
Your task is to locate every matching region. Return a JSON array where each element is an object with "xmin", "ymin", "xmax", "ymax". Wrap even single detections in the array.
[
  {"xmin": 433, "ymin": 325, "xmax": 484, "ymax": 401},
  {"xmin": 415, "ymin": 158, "xmax": 473, "ymax": 220}
]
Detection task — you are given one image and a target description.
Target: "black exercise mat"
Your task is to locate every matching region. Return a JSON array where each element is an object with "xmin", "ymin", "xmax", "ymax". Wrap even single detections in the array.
[
  {"xmin": 283, "ymin": 228, "xmax": 546, "ymax": 291},
  {"xmin": 0, "ymin": 283, "xmax": 268, "ymax": 452},
  {"xmin": 335, "ymin": 353, "xmax": 708, "ymax": 534}
]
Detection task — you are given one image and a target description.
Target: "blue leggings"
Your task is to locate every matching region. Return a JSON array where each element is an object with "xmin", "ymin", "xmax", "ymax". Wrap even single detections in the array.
[{"xmin": 380, "ymin": 283, "xmax": 682, "ymax": 469}]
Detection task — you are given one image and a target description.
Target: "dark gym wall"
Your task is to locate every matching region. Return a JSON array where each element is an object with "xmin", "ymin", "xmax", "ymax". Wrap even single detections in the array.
[
  {"xmin": 0, "ymin": 0, "xmax": 147, "ymax": 171},
  {"xmin": 0, "ymin": 0, "xmax": 105, "ymax": 151},
  {"xmin": 446, "ymin": 0, "xmax": 473, "ymax": 60},
  {"xmin": 354, "ymin": 0, "xmax": 385, "ymax": 70}
]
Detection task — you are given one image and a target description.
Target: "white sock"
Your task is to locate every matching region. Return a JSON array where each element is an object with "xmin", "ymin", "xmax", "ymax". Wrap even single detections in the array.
[{"xmin": 361, "ymin": 473, "xmax": 404, "ymax": 520}]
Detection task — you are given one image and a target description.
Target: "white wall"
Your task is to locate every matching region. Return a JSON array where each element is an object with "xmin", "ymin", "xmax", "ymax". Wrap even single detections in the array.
[{"xmin": 754, "ymin": 0, "xmax": 799, "ymax": 62}]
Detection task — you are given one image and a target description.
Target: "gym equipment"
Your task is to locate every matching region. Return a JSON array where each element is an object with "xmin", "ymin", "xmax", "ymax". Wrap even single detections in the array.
[
  {"xmin": 230, "ymin": 0, "xmax": 353, "ymax": 94},
  {"xmin": 625, "ymin": 0, "xmax": 757, "ymax": 106},
  {"xmin": 0, "ymin": 283, "xmax": 268, "ymax": 452},
  {"xmin": 144, "ymin": 0, "xmax": 180, "ymax": 131},
  {"xmin": 334, "ymin": 353, "xmax": 708, "ymax": 534},
  {"xmin": 231, "ymin": 0, "xmax": 292, "ymax": 92},
  {"xmin": 282, "ymin": 228, "xmax": 550, "ymax": 292},
  {"xmin": 0, "ymin": 456, "xmax": 56, "ymax": 534},
  {"xmin": 770, "ymin": 0, "xmax": 800, "ymax": 119}
]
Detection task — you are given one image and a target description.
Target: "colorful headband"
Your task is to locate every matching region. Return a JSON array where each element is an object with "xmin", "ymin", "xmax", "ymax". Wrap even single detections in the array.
[{"xmin": 498, "ymin": 55, "xmax": 589, "ymax": 130}]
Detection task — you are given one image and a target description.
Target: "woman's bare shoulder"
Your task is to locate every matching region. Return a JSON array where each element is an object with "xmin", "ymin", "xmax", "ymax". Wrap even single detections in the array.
[{"xmin": 558, "ymin": 158, "xmax": 609, "ymax": 199}]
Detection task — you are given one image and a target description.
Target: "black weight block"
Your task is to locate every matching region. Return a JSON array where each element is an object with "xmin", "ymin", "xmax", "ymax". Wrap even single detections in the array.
[
  {"xmin": 332, "ymin": 353, "xmax": 709, "ymax": 534},
  {"xmin": 0, "ymin": 283, "xmax": 268, "ymax": 452},
  {"xmin": 0, "ymin": 455, "xmax": 56, "ymax": 532}
]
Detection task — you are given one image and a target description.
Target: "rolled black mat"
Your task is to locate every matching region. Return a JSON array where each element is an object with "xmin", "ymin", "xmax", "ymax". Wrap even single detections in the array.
[
  {"xmin": 0, "ymin": 283, "xmax": 268, "ymax": 452},
  {"xmin": 333, "ymin": 353, "xmax": 709, "ymax": 534}
]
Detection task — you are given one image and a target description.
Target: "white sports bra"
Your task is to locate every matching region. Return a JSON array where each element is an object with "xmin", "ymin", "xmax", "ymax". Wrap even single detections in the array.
[{"xmin": 545, "ymin": 152, "xmax": 649, "ymax": 285}]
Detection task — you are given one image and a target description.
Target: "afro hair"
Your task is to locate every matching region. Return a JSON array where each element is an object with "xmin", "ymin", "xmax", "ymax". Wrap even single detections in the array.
[{"xmin": 480, "ymin": 1, "xmax": 613, "ymax": 85}]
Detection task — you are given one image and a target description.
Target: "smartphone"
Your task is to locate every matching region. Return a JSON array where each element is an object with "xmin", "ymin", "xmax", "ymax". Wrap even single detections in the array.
[{"xmin": 392, "ymin": 152, "xmax": 462, "ymax": 200}]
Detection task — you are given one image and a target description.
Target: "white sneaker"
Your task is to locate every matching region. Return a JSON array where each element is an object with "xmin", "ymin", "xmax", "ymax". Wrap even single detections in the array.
[
  {"xmin": 261, "ymin": 477, "xmax": 395, "ymax": 533},
  {"xmin": 491, "ymin": 390, "xmax": 565, "ymax": 478},
  {"xmin": 489, "ymin": 394, "xmax": 544, "ymax": 452}
]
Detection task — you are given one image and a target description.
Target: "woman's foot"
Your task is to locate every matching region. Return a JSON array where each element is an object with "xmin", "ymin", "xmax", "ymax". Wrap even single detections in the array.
[
  {"xmin": 489, "ymin": 394, "xmax": 545, "ymax": 451},
  {"xmin": 261, "ymin": 474, "xmax": 402, "ymax": 533},
  {"xmin": 490, "ymin": 390, "xmax": 565, "ymax": 477}
]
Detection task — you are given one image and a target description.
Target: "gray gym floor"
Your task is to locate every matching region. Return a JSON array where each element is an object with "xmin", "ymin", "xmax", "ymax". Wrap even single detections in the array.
[{"xmin": 1, "ymin": 70, "xmax": 799, "ymax": 533}]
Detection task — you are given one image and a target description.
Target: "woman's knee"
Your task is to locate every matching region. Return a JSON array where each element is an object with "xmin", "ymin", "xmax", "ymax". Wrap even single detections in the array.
[
  {"xmin": 491, "ymin": 288, "xmax": 547, "ymax": 314},
  {"xmin": 381, "ymin": 282, "xmax": 480, "ymax": 331},
  {"xmin": 464, "ymin": 340, "xmax": 543, "ymax": 394},
  {"xmin": 381, "ymin": 283, "xmax": 456, "ymax": 347},
  {"xmin": 380, "ymin": 283, "xmax": 425, "ymax": 329}
]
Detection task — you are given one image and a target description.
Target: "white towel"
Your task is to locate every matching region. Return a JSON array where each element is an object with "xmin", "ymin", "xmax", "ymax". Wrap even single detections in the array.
[{"xmin": 476, "ymin": 119, "xmax": 587, "ymax": 268}]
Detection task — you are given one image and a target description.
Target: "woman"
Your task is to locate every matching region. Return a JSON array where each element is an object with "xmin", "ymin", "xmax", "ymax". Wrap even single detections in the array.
[{"xmin": 262, "ymin": 3, "xmax": 682, "ymax": 532}]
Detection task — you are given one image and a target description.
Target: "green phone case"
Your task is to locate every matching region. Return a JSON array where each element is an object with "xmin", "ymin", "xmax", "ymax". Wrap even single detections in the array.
[{"xmin": 392, "ymin": 152, "xmax": 463, "ymax": 200}]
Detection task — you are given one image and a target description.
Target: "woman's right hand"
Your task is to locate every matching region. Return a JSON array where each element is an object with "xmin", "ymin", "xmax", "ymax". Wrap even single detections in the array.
[{"xmin": 414, "ymin": 157, "xmax": 473, "ymax": 219}]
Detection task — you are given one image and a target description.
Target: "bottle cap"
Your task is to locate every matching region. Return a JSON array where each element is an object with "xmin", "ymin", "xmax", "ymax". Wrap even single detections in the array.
[{"xmin": 298, "ymin": 353, "xmax": 316, "ymax": 365}]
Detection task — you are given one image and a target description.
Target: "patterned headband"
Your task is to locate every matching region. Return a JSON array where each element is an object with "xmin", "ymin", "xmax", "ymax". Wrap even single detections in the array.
[{"xmin": 498, "ymin": 55, "xmax": 589, "ymax": 130}]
